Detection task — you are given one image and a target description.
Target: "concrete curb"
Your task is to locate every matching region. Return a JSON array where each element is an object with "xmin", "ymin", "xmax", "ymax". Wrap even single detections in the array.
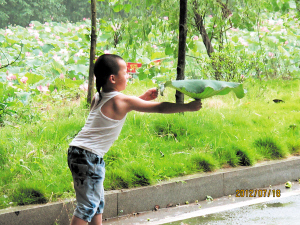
[{"xmin": 1, "ymin": 156, "xmax": 300, "ymax": 225}]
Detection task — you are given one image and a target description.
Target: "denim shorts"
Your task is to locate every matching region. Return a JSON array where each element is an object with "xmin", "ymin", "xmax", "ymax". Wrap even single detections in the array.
[{"xmin": 68, "ymin": 146, "xmax": 105, "ymax": 222}]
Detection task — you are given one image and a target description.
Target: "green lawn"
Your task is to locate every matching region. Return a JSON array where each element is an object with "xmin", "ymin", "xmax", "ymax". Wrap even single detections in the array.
[{"xmin": 0, "ymin": 78, "xmax": 299, "ymax": 209}]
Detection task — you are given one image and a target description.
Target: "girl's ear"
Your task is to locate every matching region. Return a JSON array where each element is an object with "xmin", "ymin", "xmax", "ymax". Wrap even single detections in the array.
[{"xmin": 108, "ymin": 74, "xmax": 116, "ymax": 84}]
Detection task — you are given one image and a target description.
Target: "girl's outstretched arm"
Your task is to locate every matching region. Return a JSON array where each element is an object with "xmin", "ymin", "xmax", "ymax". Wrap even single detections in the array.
[
  {"xmin": 101, "ymin": 94, "xmax": 202, "ymax": 120},
  {"xmin": 117, "ymin": 94, "xmax": 202, "ymax": 115}
]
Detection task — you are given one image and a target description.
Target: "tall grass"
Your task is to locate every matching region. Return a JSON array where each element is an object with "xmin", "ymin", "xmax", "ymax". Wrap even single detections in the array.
[{"xmin": 0, "ymin": 78, "xmax": 300, "ymax": 209}]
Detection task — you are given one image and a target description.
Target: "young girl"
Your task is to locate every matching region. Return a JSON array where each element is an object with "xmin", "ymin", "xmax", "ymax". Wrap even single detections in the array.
[{"xmin": 68, "ymin": 54, "xmax": 202, "ymax": 225}]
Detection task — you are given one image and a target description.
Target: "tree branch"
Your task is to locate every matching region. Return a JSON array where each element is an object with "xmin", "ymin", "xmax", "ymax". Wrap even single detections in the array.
[{"xmin": 0, "ymin": 43, "xmax": 23, "ymax": 70}]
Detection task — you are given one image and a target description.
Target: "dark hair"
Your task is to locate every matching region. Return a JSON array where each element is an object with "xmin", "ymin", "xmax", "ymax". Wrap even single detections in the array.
[{"xmin": 94, "ymin": 54, "xmax": 124, "ymax": 95}]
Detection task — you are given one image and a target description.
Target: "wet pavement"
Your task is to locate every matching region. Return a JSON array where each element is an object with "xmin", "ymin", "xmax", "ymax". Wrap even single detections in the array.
[
  {"xmin": 103, "ymin": 181, "xmax": 300, "ymax": 225},
  {"xmin": 164, "ymin": 191, "xmax": 300, "ymax": 225}
]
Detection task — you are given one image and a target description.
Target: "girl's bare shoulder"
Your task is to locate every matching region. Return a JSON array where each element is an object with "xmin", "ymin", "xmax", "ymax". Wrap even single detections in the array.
[{"xmin": 114, "ymin": 93, "xmax": 139, "ymax": 102}]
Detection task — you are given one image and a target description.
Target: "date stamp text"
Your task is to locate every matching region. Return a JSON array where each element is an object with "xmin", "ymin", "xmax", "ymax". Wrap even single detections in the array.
[{"xmin": 236, "ymin": 189, "xmax": 281, "ymax": 197}]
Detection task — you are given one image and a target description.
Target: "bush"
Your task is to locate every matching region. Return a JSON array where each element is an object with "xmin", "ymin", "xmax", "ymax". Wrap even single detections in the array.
[{"xmin": 199, "ymin": 44, "xmax": 259, "ymax": 82}]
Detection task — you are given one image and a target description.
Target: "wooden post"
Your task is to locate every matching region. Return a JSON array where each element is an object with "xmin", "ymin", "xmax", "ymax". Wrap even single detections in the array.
[
  {"xmin": 176, "ymin": 0, "xmax": 188, "ymax": 104},
  {"xmin": 87, "ymin": 0, "xmax": 97, "ymax": 105}
]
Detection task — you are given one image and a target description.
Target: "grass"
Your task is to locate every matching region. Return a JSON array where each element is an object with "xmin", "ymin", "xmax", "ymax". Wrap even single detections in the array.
[
  {"xmin": 254, "ymin": 136, "xmax": 287, "ymax": 159},
  {"xmin": 190, "ymin": 153, "xmax": 218, "ymax": 172},
  {"xmin": 0, "ymin": 78, "xmax": 300, "ymax": 209},
  {"xmin": 12, "ymin": 187, "xmax": 47, "ymax": 206}
]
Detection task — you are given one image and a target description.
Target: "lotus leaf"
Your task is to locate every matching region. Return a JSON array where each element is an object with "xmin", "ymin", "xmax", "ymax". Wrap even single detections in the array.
[{"xmin": 161, "ymin": 80, "xmax": 246, "ymax": 99}]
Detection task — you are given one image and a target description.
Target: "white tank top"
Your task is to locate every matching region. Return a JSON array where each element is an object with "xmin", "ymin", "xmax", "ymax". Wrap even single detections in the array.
[{"xmin": 69, "ymin": 91, "xmax": 127, "ymax": 157}]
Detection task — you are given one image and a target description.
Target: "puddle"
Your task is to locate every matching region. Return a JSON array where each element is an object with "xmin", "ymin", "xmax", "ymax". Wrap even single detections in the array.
[
  {"xmin": 263, "ymin": 201, "xmax": 293, "ymax": 208},
  {"xmin": 163, "ymin": 194, "xmax": 300, "ymax": 225}
]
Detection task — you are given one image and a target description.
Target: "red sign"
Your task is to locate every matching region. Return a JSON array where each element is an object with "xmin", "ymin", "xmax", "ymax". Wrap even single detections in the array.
[
  {"xmin": 127, "ymin": 62, "xmax": 142, "ymax": 73},
  {"xmin": 153, "ymin": 59, "xmax": 161, "ymax": 65}
]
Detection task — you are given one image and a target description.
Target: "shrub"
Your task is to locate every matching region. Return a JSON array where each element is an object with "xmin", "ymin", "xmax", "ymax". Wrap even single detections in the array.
[{"xmin": 199, "ymin": 44, "xmax": 259, "ymax": 81}]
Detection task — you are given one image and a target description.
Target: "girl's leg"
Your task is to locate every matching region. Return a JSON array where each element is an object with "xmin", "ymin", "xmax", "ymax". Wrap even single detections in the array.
[
  {"xmin": 88, "ymin": 214, "xmax": 102, "ymax": 225},
  {"xmin": 70, "ymin": 215, "xmax": 88, "ymax": 225}
]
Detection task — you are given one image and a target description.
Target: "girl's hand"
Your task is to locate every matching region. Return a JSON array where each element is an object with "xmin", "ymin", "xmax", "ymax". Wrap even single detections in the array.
[
  {"xmin": 187, "ymin": 99, "xmax": 202, "ymax": 111},
  {"xmin": 139, "ymin": 88, "xmax": 158, "ymax": 101}
]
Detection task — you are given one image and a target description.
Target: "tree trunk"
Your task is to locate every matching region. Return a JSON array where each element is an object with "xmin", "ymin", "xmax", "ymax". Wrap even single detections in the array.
[
  {"xmin": 87, "ymin": 0, "xmax": 97, "ymax": 105},
  {"xmin": 176, "ymin": 0, "xmax": 188, "ymax": 104},
  {"xmin": 193, "ymin": 1, "xmax": 214, "ymax": 57},
  {"xmin": 193, "ymin": 0, "xmax": 233, "ymax": 80}
]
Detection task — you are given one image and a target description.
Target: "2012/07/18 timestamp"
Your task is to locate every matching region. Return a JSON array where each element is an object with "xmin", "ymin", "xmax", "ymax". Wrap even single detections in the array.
[{"xmin": 236, "ymin": 189, "xmax": 281, "ymax": 197}]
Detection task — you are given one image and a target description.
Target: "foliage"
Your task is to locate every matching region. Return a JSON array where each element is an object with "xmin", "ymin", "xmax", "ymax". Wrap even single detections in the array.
[
  {"xmin": 0, "ymin": 0, "xmax": 66, "ymax": 28},
  {"xmin": 1, "ymin": 6, "xmax": 300, "ymax": 102},
  {"xmin": 0, "ymin": 83, "xmax": 18, "ymax": 126},
  {"xmin": 188, "ymin": 0, "xmax": 293, "ymax": 49},
  {"xmin": 0, "ymin": 0, "xmax": 117, "ymax": 28},
  {"xmin": 185, "ymin": 0, "xmax": 299, "ymax": 80},
  {"xmin": 0, "ymin": 102, "xmax": 15, "ymax": 126},
  {"xmin": 1, "ymin": 0, "xmax": 300, "ymax": 84},
  {"xmin": 185, "ymin": 8, "xmax": 300, "ymax": 80},
  {"xmin": 200, "ymin": 46, "xmax": 257, "ymax": 81}
]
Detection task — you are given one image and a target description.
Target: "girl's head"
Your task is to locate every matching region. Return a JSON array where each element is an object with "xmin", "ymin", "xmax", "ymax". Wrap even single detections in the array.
[{"xmin": 94, "ymin": 54, "xmax": 125, "ymax": 93}]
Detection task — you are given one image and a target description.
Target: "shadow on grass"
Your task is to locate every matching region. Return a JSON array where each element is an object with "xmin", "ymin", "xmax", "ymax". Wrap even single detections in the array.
[{"xmin": 12, "ymin": 187, "xmax": 47, "ymax": 206}]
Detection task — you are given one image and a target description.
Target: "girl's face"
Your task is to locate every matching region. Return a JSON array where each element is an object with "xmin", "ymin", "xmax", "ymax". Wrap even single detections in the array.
[{"xmin": 115, "ymin": 59, "xmax": 131, "ymax": 91}]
